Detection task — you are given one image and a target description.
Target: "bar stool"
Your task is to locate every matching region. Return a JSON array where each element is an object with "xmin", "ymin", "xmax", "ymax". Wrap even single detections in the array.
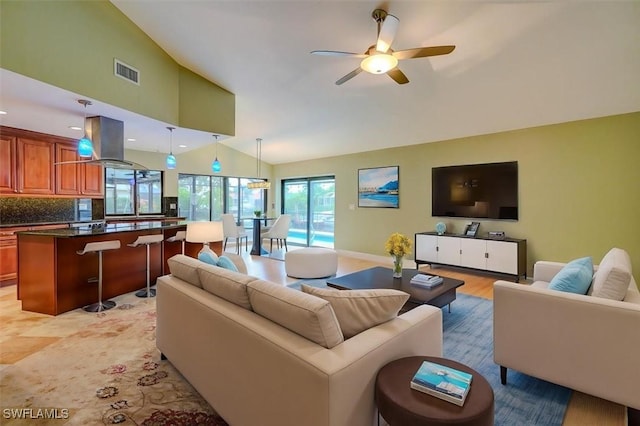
[
  {"xmin": 77, "ymin": 240, "xmax": 121, "ymax": 312},
  {"xmin": 128, "ymin": 234, "xmax": 165, "ymax": 298},
  {"xmin": 166, "ymin": 230, "xmax": 186, "ymax": 254}
]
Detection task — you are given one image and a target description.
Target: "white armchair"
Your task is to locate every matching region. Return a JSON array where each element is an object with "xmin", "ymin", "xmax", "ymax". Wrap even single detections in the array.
[
  {"xmin": 260, "ymin": 214, "xmax": 291, "ymax": 253},
  {"xmin": 221, "ymin": 214, "xmax": 248, "ymax": 255},
  {"xmin": 493, "ymin": 248, "xmax": 640, "ymax": 410}
]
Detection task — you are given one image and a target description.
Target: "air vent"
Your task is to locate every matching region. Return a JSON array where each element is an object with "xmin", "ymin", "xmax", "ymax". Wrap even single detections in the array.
[{"xmin": 114, "ymin": 59, "xmax": 140, "ymax": 85}]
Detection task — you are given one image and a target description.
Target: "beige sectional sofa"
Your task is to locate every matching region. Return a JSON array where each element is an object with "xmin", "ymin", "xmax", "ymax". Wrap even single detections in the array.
[
  {"xmin": 156, "ymin": 254, "xmax": 443, "ymax": 426},
  {"xmin": 494, "ymin": 248, "xmax": 640, "ymax": 410}
]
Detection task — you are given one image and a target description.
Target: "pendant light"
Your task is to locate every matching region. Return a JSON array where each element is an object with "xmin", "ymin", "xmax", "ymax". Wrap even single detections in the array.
[
  {"xmin": 211, "ymin": 134, "xmax": 221, "ymax": 173},
  {"xmin": 247, "ymin": 138, "xmax": 270, "ymax": 189},
  {"xmin": 77, "ymin": 99, "xmax": 94, "ymax": 158},
  {"xmin": 166, "ymin": 126, "xmax": 176, "ymax": 169}
]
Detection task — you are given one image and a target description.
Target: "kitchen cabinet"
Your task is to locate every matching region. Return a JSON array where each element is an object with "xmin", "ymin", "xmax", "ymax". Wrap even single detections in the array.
[
  {"xmin": 0, "ymin": 224, "xmax": 68, "ymax": 286},
  {"xmin": 0, "ymin": 135, "xmax": 17, "ymax": 193},
  {"xmin": 0, "ymin": 127, "xmax": 102, "ymax": 197},
  {"xmin": 17, "ymin": 137, "xmax": 55, "ymax": 194},
  {"xmin": 55, "ymin": 143, "xmax": 103, "ymax": 196},
  {"xmin": 415, "ymin": 232, "xmax": 527, "ymax": 281},
  {"xmin": 55, "ymin": 143, "xmax": 81, "ymax": 194}
]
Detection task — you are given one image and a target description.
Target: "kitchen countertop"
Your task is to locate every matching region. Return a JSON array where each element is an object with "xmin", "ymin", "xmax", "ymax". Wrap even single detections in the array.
[
  {"xmin": 17, "ymin": 221, "xmax": 188, "ymax": 238},
  {"xmin": 1, "ymin": 216, "xmax": 185, "ymax": 229}
]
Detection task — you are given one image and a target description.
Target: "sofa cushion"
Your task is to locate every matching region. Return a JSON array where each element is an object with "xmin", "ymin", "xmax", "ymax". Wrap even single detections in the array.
[
  {"xmin": 591, "ymin": 248, "xmax": 632, "ymax": 301},
  {"xmin": 167, "ymin": 254, "xmax": 203, "ymax": 288},
  {"xmin": 197, "ymin": 262, "xmax": 254, "ymax": 310},
  {"xmin": 247, "ymin": 280, "xmax": 344, "ymax": 349},
  {"xmin": 301, "ymin": 285, "xmax": 409, "ymax": 338},
  {"xmin": 548, "ymin": 257, "xmax": 593, "ymax": 295}
]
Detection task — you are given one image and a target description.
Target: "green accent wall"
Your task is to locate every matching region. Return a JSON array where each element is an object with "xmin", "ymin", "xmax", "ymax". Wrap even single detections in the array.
[
  {"xmin": 0, "ymin": 0, "xmax": 234, "ymax": 135},
  {"xmin": 273, "ymin": 112, "xmax": 640, "ymax": 277}
]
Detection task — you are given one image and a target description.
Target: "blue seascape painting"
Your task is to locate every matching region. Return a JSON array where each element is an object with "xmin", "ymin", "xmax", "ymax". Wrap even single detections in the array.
[{"xmin": 358, "ymin": 166, "xmax": 399, "ymax": 208}]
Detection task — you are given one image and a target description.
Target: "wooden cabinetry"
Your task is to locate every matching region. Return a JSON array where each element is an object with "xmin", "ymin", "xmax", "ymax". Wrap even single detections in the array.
[
  {"xmin": 17, "ymin": 137, "xmax": 55, "ymax": 194},
  {"xmin": 415, "ymin": 232, "xmax": 527, "ymax": 281},
  {"xmin": 55, "ymin": 143, "xmax": 103, "ymax": 196},
  {"xmin": 0, "ymin": 135, "xmax": 17, "ymax": 193},
  {"xmin": 0, "ymin": 224, "xmax": 68, "ymax": 286},
  {"xmin": 0, "ymin": 126, "xmax": 102, "ymax": 197}
]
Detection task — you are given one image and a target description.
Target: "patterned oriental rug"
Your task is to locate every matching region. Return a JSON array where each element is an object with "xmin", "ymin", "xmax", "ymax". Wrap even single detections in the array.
[{"xmin": 0, "ymin": 292, "xmax": 227, "ymax": 426}]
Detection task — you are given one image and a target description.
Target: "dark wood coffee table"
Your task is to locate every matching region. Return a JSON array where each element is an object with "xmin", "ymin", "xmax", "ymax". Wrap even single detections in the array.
[{"xmin": 326, "ymin": 266, "xmax": 464, "ymax": 312}]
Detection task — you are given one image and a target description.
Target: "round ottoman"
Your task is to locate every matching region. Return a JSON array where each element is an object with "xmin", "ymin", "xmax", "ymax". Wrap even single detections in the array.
[
  {"xmin": 375, "ymin": 356, "xmax": 494, "ymax": 426},
  {"xmin": 285, "ymin": 248, "xmax": 338, "ymax": 279}
]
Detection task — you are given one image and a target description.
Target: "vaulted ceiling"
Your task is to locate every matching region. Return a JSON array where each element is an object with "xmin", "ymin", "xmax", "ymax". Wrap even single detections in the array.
[{"xmin": 1, "ymin": 1, "xmax": 639, "ymax": 164}]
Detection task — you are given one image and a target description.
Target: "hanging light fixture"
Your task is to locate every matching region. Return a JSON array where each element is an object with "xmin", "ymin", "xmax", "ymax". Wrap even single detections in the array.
[
  {"xmin": 166, "ymin": 126, "xmax": 176, "ymax": 169},
  {"xmin": 77, "ymin": 99, "xmax": 94, "ymax": 157},
  {"xmin": 211, "ymin": 134, "xmax": 221, "ymax": 173},
  {"xmin": 247, "ymin": 138, "xmax": 271, "ymax": 189}
]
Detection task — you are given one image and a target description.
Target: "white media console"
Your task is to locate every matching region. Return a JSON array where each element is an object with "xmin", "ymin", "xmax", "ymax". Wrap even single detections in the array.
[{"xmin": 415, "ymin": 232, "xmax": 527, "ymax": 282}]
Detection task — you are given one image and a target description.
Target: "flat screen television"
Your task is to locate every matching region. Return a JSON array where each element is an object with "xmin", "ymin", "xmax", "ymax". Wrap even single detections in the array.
[{"xmin": 432, "ymin": 161, "xmax": 518, "ymax": 220}]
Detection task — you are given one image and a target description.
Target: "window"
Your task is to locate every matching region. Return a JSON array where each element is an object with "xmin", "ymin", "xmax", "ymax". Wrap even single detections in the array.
[
  {"xmin": 105, "ymin": 168, "xmax": 163, "ymax": 216},
  {"xmin": 178, "ymin": 174, "xmax": 266, "ymax": 222}
]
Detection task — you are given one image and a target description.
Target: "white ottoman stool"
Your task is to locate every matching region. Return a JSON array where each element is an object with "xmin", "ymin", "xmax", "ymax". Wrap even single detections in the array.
[{"xmin": 285, "ymin": 248, "xmax": 338, "ymax": 279}]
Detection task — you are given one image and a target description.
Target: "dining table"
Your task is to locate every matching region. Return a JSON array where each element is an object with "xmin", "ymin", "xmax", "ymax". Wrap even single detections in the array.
[{"xmin": 245, "ymin": 217, "xmax": 276, "ymax": 255}]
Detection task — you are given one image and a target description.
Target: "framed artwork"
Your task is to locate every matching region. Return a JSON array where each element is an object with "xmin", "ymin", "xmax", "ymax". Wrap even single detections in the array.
[{"xmin": 358, "ymin": 166, "xmax": 399, "ymax": 208}]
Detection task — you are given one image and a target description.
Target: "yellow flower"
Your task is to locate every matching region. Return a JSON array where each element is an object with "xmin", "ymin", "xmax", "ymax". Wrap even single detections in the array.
[{"xmin": 384, "ymin": 233, "xmax": 412, "ymax": 257}]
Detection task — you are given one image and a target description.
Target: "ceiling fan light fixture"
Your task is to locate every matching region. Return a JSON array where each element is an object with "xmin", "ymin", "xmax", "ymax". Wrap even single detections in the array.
[{"xmin": 360, "ymin": 53, "xmax": 398, "ymax": 74}]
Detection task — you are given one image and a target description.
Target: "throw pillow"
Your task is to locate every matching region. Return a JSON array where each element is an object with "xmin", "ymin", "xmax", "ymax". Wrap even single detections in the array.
[
  {"xmin": 247, "ymin": 280, "xmax": 344, "ymax": 349},
  {"xmin": 216, "ymin": 255, "xmax": 239, "ymax": 272},
  {"xmin": 301, "ymin": 284, "xmax": 409, "ymax": 338},
  {"xmin": 548, "ymin": 257, "xmax": 593, "ymax": 295},
  {"xmin": 198, "ymin": 250, "xmax": 219, "ymax": 265},
  {"xmin": 590, "ymin": 248, "xmax": 632, "ymax": 301}
]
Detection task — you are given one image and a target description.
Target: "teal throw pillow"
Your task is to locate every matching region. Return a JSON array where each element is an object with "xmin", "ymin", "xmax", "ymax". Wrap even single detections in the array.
[
  {"xmin": 216, "ymin": 256, "xmax": 239, "ymax": 272},
  {"xmin": 198, "ymin": 250, "xmax": 219, "ymax": 266},
  {"xmin": 548, "ymin": 257, "xmax": 593, "ymax": 295}
]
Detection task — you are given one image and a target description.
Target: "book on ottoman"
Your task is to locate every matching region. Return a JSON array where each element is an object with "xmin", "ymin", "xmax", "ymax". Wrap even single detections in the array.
[{"xmin": 410, "ymin": 360, "xmax": 472, "ymax": 406}]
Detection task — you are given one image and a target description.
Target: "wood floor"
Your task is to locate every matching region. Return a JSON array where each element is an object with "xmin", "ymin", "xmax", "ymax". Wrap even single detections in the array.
[{"xmin": 241, "ymin": 249, "xmax": 627, "ymax": 426}]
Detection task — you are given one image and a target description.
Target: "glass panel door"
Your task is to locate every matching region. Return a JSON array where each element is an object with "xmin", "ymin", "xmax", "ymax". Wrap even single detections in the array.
[{"xmin": 283, "ymin": 177, "xmax": 334, "ymax": 248}]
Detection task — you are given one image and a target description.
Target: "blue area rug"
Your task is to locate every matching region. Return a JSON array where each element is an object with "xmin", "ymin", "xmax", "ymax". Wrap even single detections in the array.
[
  {"xmin": 444, "ymin": 293, "xmax": 571, "ymax": 425},
  {"xmin": 289, "ymin": 280, "xmax": 571, "ymax": 425}
]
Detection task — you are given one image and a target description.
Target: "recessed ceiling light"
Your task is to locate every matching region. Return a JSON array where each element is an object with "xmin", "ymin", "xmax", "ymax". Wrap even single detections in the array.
[
  {"xmin": 69, "ymin": 126, "xmax": 82, "ymax": 131},
  {"xmin": 127, "ymin": 138, "xmax": 136, "ymax": 142},
  {"xmin": 178, "ymin": 144, "xmax": 187, "ymax": 148},
  {"xmin": 0, "ymin": 111, "xmax": 7, "ymax": 115}
]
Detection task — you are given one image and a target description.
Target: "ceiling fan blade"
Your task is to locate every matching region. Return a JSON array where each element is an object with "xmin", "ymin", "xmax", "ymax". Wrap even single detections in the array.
[
  {"xmin": 336, "ymin": 68, "xmax": 363, "ymax": 85},
  {"xmin": 376, "ymin": 13, "xmax": 399, "ymax": 53},
  {"xmin": 311, "ymin": 50, "xmax": 367, "ymax": 58},
  {"xmin": 387, "ymin": 67, "xmax": 409, "ymax": 85},
  {"xmin": 393, "ymin": 45, "xmax": 456, "ymax": 60}
]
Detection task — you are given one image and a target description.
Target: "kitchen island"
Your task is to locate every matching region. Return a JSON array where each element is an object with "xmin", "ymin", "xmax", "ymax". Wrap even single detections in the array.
[{"xmin": 17, "ymin": 221, "xmax": 217, "ymax": 315}]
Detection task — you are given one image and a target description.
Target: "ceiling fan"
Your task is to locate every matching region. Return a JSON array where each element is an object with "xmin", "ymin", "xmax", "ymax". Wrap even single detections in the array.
[{"xmin": 311, "ymin": 9, "xmax": 455, "ymax": 85}]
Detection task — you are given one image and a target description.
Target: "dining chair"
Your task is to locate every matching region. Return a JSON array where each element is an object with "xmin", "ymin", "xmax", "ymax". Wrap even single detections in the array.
[
  {"xmin": 221, "ymin": 214, "xmax": 249, "ymax": 254},
  {"xmin": 260, "ymin": 214, "xmax": 291, "ymax": 253}
]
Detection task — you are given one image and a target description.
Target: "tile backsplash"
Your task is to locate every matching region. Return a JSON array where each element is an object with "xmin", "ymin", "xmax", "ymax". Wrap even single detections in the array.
[{"xmin": 0, "ymin": 197, "xmax": 98, "ymax": 225}]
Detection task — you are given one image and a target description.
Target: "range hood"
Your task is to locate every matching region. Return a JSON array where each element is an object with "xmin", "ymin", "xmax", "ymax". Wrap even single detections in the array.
[{"xmin": 55, "ymin": 115, "xmax": 148, "ymax": 169}]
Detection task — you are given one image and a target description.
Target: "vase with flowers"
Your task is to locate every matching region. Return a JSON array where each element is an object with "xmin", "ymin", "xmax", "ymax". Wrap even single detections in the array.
[{"xmin": 385, "ymin": 232, "xmax": 412, "ymax": 278}]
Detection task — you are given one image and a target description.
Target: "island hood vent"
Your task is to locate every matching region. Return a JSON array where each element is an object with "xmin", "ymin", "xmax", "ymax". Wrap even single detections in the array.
[{"xmin": 56, "ymin": 115, "xmax": 148, "ymax": 170}]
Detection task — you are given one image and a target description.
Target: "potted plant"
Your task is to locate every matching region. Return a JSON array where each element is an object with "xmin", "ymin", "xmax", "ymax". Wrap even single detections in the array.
[{"xmin": 254, "ymin": 210, "xmax": 262, "ymax": 218}]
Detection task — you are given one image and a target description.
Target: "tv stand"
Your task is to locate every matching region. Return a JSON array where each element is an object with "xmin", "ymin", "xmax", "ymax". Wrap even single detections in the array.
[{"xmin": 414, "ymin": 232, "xmax": 527, "ymax": 282}]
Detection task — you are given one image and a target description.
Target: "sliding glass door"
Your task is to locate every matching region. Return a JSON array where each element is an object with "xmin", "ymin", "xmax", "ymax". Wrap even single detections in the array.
[{"xmin": 282, "ymin": 176, "xmax": 335, "ymax": 248}]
